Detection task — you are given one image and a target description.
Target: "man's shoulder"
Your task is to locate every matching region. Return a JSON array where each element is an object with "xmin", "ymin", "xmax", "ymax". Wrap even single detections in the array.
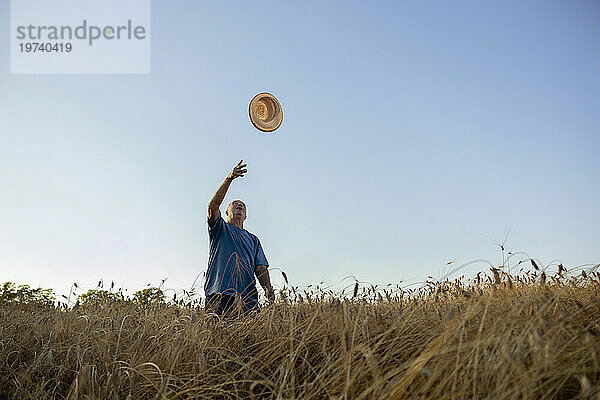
[
  {"xmin": 240, "ymin": 227, "xmax": 260, "ymax": 242},
  {"xmin": 208, "ymin": 213, "xmax": 225, "ymax": 234}
]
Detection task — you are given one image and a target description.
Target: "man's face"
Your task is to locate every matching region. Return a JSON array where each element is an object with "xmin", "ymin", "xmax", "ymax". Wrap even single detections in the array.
[{"xmin": 226, "ymin": 200, "xmax": 247, "ymax": 222}]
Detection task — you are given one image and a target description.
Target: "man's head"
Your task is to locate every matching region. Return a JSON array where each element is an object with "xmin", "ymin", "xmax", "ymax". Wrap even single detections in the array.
[{"xmin": 225, "ymin": 200, "xmax": 247, "ymax": 224}]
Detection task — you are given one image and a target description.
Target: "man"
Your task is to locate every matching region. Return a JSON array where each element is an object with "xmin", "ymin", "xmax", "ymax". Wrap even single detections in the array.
[{"xmin": 205, "ymin": 160, "xmax": 275, "ymax": 315}]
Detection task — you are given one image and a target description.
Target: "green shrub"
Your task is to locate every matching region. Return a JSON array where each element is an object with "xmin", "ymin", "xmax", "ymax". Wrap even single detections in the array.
[
  {"xmin": 132, "ymin": 287, "xmax": 165, "ymax": 305},
  {"xmin": 0, "ymin": 282, "xmax": 55, "ymax": 308},
  {"xmin": 78, "ymin": 289, "xmax": 123, "ymax": 306}
]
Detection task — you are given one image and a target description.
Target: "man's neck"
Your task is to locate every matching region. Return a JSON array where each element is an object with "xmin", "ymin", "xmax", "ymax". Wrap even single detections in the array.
[{"xmin": 228, "ymin": 217, "xmax": 244, "ymax": 229}]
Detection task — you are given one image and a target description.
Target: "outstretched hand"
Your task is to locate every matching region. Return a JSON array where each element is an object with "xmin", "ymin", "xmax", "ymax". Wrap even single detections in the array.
[{"xmin": 227, "ymin": 160, "xmax": 247, "ymax": 180}]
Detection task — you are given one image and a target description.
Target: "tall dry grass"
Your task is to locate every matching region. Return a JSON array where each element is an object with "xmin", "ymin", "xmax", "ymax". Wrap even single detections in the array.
[{"xmin": 1, "ymin": 266, "xmax": 599, "ymax": 399}]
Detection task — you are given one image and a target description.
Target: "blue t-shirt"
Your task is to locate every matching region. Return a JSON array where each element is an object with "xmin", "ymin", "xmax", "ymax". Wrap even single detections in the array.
[{"xmin": 205, "ymin": 212, "xmax": 269, "ymax": 310}]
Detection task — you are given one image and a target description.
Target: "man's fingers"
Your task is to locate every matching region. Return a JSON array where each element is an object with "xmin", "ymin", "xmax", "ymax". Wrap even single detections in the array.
[{"xmin": 230, "ymin": 161, "xmax": 247, "ymax": 179}]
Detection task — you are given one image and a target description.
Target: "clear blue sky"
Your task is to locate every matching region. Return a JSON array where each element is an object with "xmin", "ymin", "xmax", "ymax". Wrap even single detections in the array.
[{"xmin": 1, "ymin": 1, "xmax": 599, "ymax": 300}]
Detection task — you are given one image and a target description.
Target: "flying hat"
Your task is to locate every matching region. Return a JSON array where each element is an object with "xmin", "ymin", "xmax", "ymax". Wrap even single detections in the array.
[{"xmin": 249, "ymin": 93, "xmax": 283, "ymax": 132}]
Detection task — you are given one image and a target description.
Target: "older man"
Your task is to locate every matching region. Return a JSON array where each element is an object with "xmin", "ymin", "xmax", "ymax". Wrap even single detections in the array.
[{"xmin": 205, "ymin": 160, "xmax": 275, "ymax": 315}]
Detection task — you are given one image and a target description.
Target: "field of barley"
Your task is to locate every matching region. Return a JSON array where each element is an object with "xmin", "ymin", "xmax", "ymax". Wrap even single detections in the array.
[{"xmin": 1, "ymin": 262, "xmax": 599, "ymax": 400}]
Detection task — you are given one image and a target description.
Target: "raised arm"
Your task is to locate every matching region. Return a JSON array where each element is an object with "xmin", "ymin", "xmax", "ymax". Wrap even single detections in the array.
[
  {"xmin": 255, "ymin": 265, "xmax": 275, "ymax": 304},
  {"xmin": 208, "ymin": 160, "xmax": 247, "ymax": 225}
]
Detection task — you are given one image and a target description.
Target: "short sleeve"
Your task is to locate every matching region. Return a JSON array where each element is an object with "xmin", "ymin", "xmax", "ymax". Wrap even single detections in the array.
[
  {"xmin": 208, "ymin": 211, "xmax": 224, "ymax": 236},
  {"xmin": 255, "ymin": 239, "xmax": 269, "ymax": 267}
]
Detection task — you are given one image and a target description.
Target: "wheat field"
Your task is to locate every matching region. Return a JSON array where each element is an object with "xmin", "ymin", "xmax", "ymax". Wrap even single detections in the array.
[{"xmin": 1, "ymin": 265, "xmax": 599, "ymax": 400}]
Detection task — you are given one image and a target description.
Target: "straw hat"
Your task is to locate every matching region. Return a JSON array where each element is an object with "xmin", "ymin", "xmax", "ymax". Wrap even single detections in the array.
[{"xmin": 249, "ymin": 93, "xmax": 283, "ymax": 132}]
